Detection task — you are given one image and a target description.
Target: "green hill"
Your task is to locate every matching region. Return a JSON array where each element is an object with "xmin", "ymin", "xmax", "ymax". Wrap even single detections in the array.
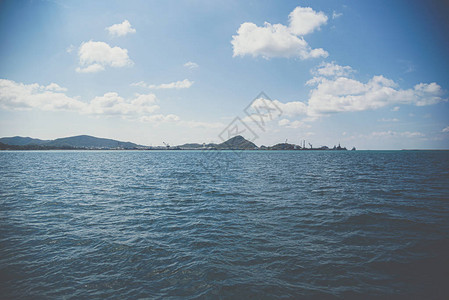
[
  {"xmin": 46, "ymin": 135, "xmax": 141, "ymax": 149},
  {"xmin": 0, "ymin": 136, "xmax": 49, "ymax": 146},
  {"xmin": 216, "ymin": 135, "xmax": 258, "ymax": 150},
  {"xmin": 0, "ymin": 135, "xmax": 143, "ymax": 149}
]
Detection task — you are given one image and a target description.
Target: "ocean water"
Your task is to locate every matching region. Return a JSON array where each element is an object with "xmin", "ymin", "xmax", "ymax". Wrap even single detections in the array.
[{"xmin": 0, "ymin": 150, "xmax": 448, "ymax": 299}]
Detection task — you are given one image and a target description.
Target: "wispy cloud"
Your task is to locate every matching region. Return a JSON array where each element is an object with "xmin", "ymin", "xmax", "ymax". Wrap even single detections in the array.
[
  {"xmin": 66, "ymin": 44, "xmax": 75, "ymax": 53},
  {"xmin": 332, "ymin": 11, "xmax": 342, "ymax": 19},
  {"xmin": 278, "ymin": 119, "xmax": 310, "ymax": 129},
  {"xmin": 131, "ymin": 79, "xmax": 194, "ymax": 89},
  {"xmin": 371, "ymin": 131, "xmax": 425, "ymax": 138},
  {"xmin": 140, "ymin": 114, "xmax": 180, "ymax": 124},
  {"xmin": 184, "ymin": 61, "xmax": 199, "ymax": 69},
  {"xmin": 398, "ymin": 59, "xmax": 415, "ymax": 73},
  {"xmin": 378, "ymin": 118, "xmax": 399, "ymax": 122},
  {"xmin": 184, "ymin": 120, "xmax": 224, "ymax": 129}
]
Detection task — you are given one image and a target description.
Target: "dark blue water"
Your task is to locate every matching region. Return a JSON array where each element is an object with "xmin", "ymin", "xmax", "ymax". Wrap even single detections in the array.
[{"xmin": 1, "ymin": 150, "xmax": 448, "ymax": 299}]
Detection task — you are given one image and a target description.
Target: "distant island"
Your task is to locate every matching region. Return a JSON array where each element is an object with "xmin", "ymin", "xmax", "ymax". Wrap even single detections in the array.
[{"xmin": 0, "ymin": 135, "xmax": 355, "ymax": 151}]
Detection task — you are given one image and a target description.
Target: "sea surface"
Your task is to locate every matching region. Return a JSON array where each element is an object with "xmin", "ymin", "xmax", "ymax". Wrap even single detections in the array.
[{"xmin": 0, "ymin": 150, "xmax": 448, "ymax": 299}]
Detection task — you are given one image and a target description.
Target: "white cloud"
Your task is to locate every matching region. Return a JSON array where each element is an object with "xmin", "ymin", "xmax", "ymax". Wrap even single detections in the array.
[
  {"xmin": 106, "ymin": 20, "xmax": 136, "ymax": 37},
  {"xmin": 311, "ymin": 61, "xmax": 354, "ymax": 78},
  {"xmin": 140, "ymin": 114, "xmax": 180, "ymax": 123},
  {"xmin": 241, "ymin": 62, "xmax": 445, "ymax": 126},
  {"xmin": 241, "ymin": 97, "xmax": 308, "ymax": 129},
  {"xmin": 332, "ymin": 11, "xmax": 343, "ymax": 19},
  {"xmin": 378, "ymin": 118, "xmax": 399, "ymax": 122},
  {"xmin": 0, "ymin": 79, "xmax": 164, "ymax": 119},
  {"xmin": 306, "ymin": 63, "xmax": 446, "ymax": 117},
  {"xmin": 0, "ymin": 79, "xmax": 85, "ymax": 112},
  {"xmin": 250, "ymin": 97, "xmax": 307, "ymax": 117},
  {"xmin": 231, "ymin": 6, "xmax": 328, "ymax": 59},
  {"xmin": 44, "ymin": 83, "xmax": 67, "ymax": 92},
  {"xmin": 87, "ymin": 92, "xmax": 159, "ymax": 115},
  {"xmin": 392, "ymin": 106, "xmax": 400, "ymax": 111},
  {"xmin": 184, "ymin": 61, "xmax": 199, "ymax": 69},
  {"xmin": 442, "ymin": 126, "xmax": 449, "ymax": 133},
  {"xmin": 130, "ymin": 81, "xmax": 147, "ymax": 88},
  {"xmin": 288, "ymin": 6, "xmax": 328, "ymax": 35},
  {"xmin": 371, "ymin": 131, "xmax": 425, "ymax": 138},
  {"xmin": 132, "ymin": 79, "xmax": 194, "ymax": 89},
  {"xmin": 76, "ymin": 63, "xmax": 105, "ymax": 73},
  {"xmin": 185, "ymin": 121, "xmax": 224, "ymax": 129},
  {"xmin": 149, "ymin": 79, "xmax": 194, "ymax": 89},
  {"xmin": 76, "ymin": 41, "xmax": 133, "ymax": 73},
  {"xmin": 278, "ymin": 119, "xmax": 290, "ymax": 126},
  {"xmin": 277, "ymin": 118, "xmax": 309, "ymax": 129}
]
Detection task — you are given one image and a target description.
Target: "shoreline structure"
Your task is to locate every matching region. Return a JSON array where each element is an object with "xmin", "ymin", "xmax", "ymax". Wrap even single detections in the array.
[{"xmin": 0, "ymin": 135, "xmax": 355, "ymax": 151}]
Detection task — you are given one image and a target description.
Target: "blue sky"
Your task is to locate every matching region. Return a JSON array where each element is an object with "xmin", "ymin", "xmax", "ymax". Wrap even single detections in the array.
[{"xmin": 1, "ymin": 0, "xmax": 448, "ymax": 149}]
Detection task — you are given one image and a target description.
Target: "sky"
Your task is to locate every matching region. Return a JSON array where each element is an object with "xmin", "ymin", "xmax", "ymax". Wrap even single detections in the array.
[{"xmin": 1, "ymin": 0, "xmax": 448, "ymax": 149}]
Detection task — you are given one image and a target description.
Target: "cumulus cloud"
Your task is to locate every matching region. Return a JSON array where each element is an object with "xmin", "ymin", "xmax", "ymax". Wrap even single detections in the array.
[
  {"xmin": 106, "ymin": 20, "xmax": 136, "ymax": 37},
  {"xmin": 0, "ymin": 79, "xmax": 85, "ymax": 111},
  {"xmin": 184, "ymin": 61, "xmax": 199, "ymax": 69},
  {"xmin": 239, "ymin": 62, "xmax": 446, "ymax": 128},
  {"xmin": 0, "ymin": 79, "xmax": 167, "ymax": 120},
  {"xmin": 131, "ymin": 79, "xmax": 194, "ymax": 89},
  {"xmin": 288, "ymin": 6, "xmax": 328, "ymax": 35},
  {"xmin": 76, "ymin": 41, "xmax": 133, "ymax": 73},
  {"xmin": 306, "ymin": 63, "xmax": 446, "ymax": 117},
  {"xmin": 88, "ymin": 92, "xmax": 159, "ymax": 115},
  {"xmin": 311, "ymin": 61, "xmax": 354, "ymax": 77},
  {"xmin": 231, "ymin": 6, "xmax": 328, "ymax": 59},
  {"xmin": 442, "ymin": 126, "xmax": 449, "ymax": 133}
]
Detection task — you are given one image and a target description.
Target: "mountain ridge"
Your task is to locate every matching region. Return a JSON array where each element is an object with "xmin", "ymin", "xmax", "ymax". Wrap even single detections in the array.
[
  {"xmin": 0, "ymin": 136, "xmax": 49, "ymax": 146},
  {"xmin": 0, "ymin": 135, "xmax": 144, "ymax": 149},
  {"xmin": 0, "ymin": 135, "xmax": 352, "ymax": 151}
]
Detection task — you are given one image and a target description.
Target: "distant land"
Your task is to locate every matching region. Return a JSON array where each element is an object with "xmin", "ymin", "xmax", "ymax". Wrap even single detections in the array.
[{"xmin": 0, "ymin": 135, "xmax": 354, "ymax": 151}]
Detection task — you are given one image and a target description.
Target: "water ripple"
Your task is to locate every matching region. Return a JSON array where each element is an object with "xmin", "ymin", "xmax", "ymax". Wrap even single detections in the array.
[{"xmin": 1, "ymin": 150, "xmax": 449, "ymax": 298}]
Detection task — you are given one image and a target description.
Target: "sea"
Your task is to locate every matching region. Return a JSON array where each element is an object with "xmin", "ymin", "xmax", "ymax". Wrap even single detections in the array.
[{"xmin": 0, "ymin": 150, "xmax": 448, "ymax": 299}]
